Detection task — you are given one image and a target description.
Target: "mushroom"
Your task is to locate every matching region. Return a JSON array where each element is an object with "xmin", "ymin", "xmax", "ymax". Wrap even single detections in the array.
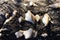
[
  {"xmin": 41, "ymin": 33, "xmax": 48, "ymax": 37},
  {"xmin": 15, "ymin": 30, "xmax": 23, "ymax": 38},
  {"xmin": 25, "ymin": 10, "xmax": 35, "ymax": 24},
  {"xmin": 29, "ymin": 1, "xmax": 38, "ymax": 6},
  {"xmin": 35, "ymin": 14, "xmax": 40, "ymax": 22},
  {"xmin": 18, "ymin": 16, "xmax": 25, "ymax": 23},
  {"xmin": 42, "ymin": 14, "xmax": 51, "ymax": 26},
  {"xmin": 5, "ymin": 13, "xmax": 9, "ymax": 18},
  {"xmin": 12, "ymin": 10, "xmax": 17, "ymax": 16},
  {"xmin": 23, "ymin": 28, "xmax": 33, "ymax": 39}
]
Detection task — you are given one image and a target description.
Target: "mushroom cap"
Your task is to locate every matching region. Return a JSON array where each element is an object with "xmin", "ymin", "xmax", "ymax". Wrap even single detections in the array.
[
  {"xmin": 35, "ymin": 14, "xmax": 40, "ymax": 22},
  {"xmin": 42, "ymin": 14, "xmax": 50, "ymax": 26},
  {"xmin": 23, "ymin": 28, "xmax": 33, "ymax": 39},
  {"xmin": 25, "ymin": 10, "xmax": 34, "ymax": 24},
  {"xmin": 15, "ymin": 31, "xmax": 23, "ymax": 38}
]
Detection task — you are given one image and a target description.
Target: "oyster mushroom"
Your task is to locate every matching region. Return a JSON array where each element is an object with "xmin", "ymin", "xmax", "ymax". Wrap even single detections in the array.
[
  {"xmin": 25, "ymin": 10, "xmax": 35, "ymax": 24},
  {"xmin": 42, "ymin": 14, "xmax": 51, "ymax": 26}
]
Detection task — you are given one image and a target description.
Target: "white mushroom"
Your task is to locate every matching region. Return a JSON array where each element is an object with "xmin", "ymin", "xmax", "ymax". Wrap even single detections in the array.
[
  {"xmin": 29, "ymin": 1, "xmax": 38, "ymax": 6},
  {"xmin": 18, "ymin": 16, "xmax": 24, "ymax": 23},
  {"xmin": 25, "ymin": 10, "xmax": 35, "ymax": 24},
  {"xmin": 15, "ymin": 31, "xmax": 23, "ymax": 38},
  {"xmin": 23, "ymin": 28, "xmax": 33, "ymax": 39},
  {"xmin": 12, "ymin": 10, "xmax": 17, "ymax": 16},
  {"xmin": 35, "ymin": 14, "xmax": 40, "ymax": 22},
  {"xmin": 5, "ymin": 13, "xmax": 9, "ymax": 18},
  {"xmin": 42, "ymin": 14, "xmax": 51, "ymax": 26},
  {"xmin": 23, "ymin": 1, "xmax": 38, "ymax": 6},
  {"xmin": 41, "ymin": 33, "xmax": 48, "ymax": 37}
]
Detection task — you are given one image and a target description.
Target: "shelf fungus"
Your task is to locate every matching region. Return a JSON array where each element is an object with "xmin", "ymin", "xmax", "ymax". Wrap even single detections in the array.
[
  {"xmin": 47, "ymin": 3, "xmax": 60, "ymax": 8},
  {"xmin": 42, "ymin": 14, "xmax": 51, "ymax": 26},
  {"xmin": 25, "ymin": 10, "xmax": 35, "ymax": 24}
]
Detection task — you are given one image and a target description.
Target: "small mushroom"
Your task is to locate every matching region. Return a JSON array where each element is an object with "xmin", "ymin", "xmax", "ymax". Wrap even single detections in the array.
[
  {"xmin": 23, "ymin": 28, "xmax": 33, "ymax": 39},
  {"xmin": 23, "ymin": 1, "xmax": 38, "ymax": 6},
  {"xmin": 42, "ymin": 14, "xmax": 51, "ymax": 26},
  {"xmin": 25, "ymin": 10, "xmax": 35, "ymax": 24},
  {"xmin": 29, "ymin": 1, "xmax": 38, "ymax": 6},
  {"xmin": 12, "ymin": 10, "xmax": 17, "ymax": 16},
  {"xmin": 5, "ymin": 13, "xmax": 9, "ymax": 18},
  {"xmin": 15, "ymin": 31, "xmax": 23, "ymax": 38},
  {"xmin": 18, "ymin": 16, "xmax": 25, "ymax": 23},
  {"xmin": 35, "ymin": 14, "xmax": 40, "ymax": 22},
  {"xmin": 41, "ymin": 33, "xmax": 48, "ymax": 37}
]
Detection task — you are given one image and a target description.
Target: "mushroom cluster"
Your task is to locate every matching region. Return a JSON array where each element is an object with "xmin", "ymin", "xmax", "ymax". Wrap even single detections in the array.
[{"xmin": 0, "ymin": 0, "xmax": 60, "ymax": 40}]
